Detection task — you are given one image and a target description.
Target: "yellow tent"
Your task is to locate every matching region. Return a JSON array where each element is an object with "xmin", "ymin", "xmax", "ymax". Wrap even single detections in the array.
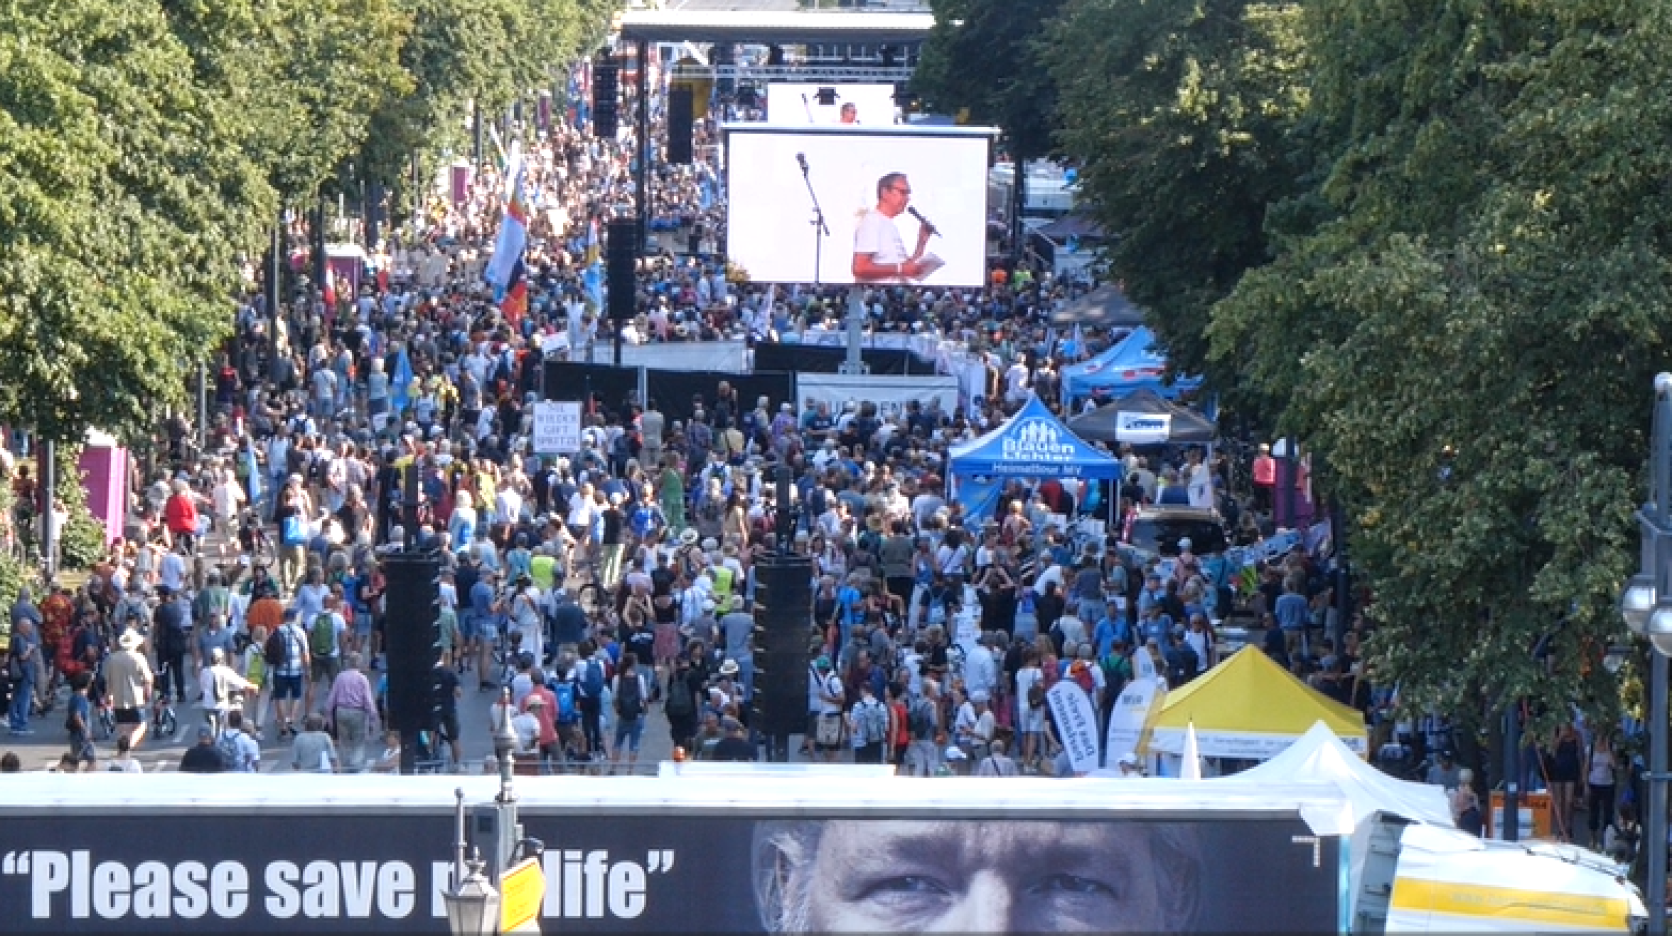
[{"xmin": 1142, "ymin": 646, "xmax": 1368, "ymax": 760}]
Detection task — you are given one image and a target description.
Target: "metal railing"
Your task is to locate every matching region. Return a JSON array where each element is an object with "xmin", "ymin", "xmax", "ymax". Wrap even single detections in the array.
[{"xmin": 668, "ymin": 63, "xmax": 915, "ymax": 84}]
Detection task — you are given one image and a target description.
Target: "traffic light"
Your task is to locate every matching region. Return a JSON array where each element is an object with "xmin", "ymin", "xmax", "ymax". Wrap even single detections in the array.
[
  {"xmin": 593, "ymin": 57, "xmax": 619, "ymax": 139},
  {"xmin": 752, "ymin": 554, "xmax": 814, "ymax": 745},
  {"xmin": 607, "ymin": 217, "xmax": 639, "ymax": 321},
  {"xmin": 382, "ymin": 551, "xmax": 441, "ymax": 735}
]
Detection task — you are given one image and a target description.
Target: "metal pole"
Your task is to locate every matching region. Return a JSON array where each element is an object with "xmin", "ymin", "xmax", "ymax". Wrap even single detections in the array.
[
  {"xmin": 838, "ymin": 286, "xmax": 867, "ymax": 376},
  {"xmin": 1502, "ymin": 704, "xmax": 1519, "ymax": 842},
  {"xmin": 1651, "ymin": 651, "xmax": 1668, "ymax": 933},
  {"xmin": 197, "ymin": 360, "xmax": 208, "ymax": 452},
  {"xmin": 1651, "ymin": 378, "xmax": 1672, "ymax": 936},
  {"xmin": 637, "ymin": 39, "xmax": 650, "ymax": 254},
  {"xmin": 39, "ymin": 439, "xmax": 55, "ymax": 580},
  {"xmin": 472, "ymin": 100, "xmax": 484, "ymax": 171}
]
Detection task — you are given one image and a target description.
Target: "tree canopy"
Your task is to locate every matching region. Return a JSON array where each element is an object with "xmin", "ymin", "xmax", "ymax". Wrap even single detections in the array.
[
  {"xmin": 916, "ymin": 0, "xmax": 1062, "ymax": 162},
  {"xmin": 1048, "ymin": 0, "xmax": 1314, "ymax": 399},
  {"xmin": 1042, "ymin": 0, "xmax": 1672, "ymax": 733},
  {"xmin": 0, "ymin": 0, "xmax": 613, "ymax": 445}
]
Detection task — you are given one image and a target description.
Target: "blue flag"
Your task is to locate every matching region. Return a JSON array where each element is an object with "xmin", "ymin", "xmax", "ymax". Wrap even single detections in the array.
[
  {"xmin": 244, "ymin": 446, "xmax": 262, "ymax": 508},
  {"xmin": 391, "ymin": 347, "xmax": 414, "ymax": 414},
  {"xmin": 583, "ymin": 262, "xmax": 604, "ymax": 312}
]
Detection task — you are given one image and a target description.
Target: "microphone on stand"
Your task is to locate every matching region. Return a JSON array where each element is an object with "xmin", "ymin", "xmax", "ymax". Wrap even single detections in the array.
[
  {"xmin": 797, "ymin": 152, "xmax": 809, "ymax": 174},
  {"xmin": 907, "ymin": 206, "xmax": 940, "ymax": 237}
]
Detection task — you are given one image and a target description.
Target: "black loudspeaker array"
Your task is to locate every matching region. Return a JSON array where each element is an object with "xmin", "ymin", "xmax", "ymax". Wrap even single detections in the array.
[
  {"xmin": 667, "ymin": 85, "xmax": 695, "ymax": 165},
  {"xmin": 607, "ymin": 217, "xmax": 639, "ymax": 321},
  {"xmin": 382, "ymin": 551, "xmax": 441, "ymax": 734},
  {"xmin": 752, "ymin": 554, "xmax": 815, "ymax": 741},
  {"xmin": 592, "ymin": 57, "xmax": 619, "ymax": 139}
]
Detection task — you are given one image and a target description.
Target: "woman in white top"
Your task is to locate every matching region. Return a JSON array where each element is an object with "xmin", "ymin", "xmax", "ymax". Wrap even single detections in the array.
[{"xmin": 1013, "ymin": 649, "xmax": 1047, "ymax": 770}]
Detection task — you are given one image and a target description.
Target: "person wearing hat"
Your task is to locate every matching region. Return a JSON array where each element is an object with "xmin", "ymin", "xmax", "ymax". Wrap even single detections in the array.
[
  {"xmin": 718, "ymin": 595, "xmax": 755, "ymax": 706},
  {"xmin": 104, "ymin": 628, "xmax": 155, "ymax": 748}
]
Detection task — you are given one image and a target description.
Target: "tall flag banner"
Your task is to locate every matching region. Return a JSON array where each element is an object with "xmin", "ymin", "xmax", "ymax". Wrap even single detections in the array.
[
  {"xmin": 584, "ymin": 217, "xmax": 601, "ymax": 266},
  {"xmin": 485, "ymin": 143, "xmax": 529, "ymax": 329},
  {"xmin": 390, "ymin": 347, "xmax": 414, "ymax": 415}
]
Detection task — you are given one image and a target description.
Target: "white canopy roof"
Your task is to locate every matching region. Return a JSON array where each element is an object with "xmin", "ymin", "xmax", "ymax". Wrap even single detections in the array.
[{"xmin": 1221, "ymin": 720, "xmax": 1453, "ymax": 828}]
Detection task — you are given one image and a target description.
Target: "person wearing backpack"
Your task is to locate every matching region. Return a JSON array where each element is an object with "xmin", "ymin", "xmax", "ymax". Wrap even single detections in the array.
[
  {"xmin": 1014, "ymin": 647, "xmax": 1047, "ymax": 772},
  {"xmin": 216, "ymin": 710, "xmax": 261, "ymax": 773},
  {"xmin": 664, "ymin": 654, "xmax": 702, "ymax": 755},
  {"xmin": 197, "ymin": 647, "xmax": 254, "ymax": 739},
  {"xmin": 847, "ymin": 682, "xmax": 889, "ymax": 764},
  {"xmin": 1100, "ymin": 640, "xmax": 1135, "ymax": 727},
  {"xmin": 609, "ymin": 653, "xmax": 649, "ymax": 774},
  {"xmin": 304, "ymin": 595, "xmax": 347, "ymax": 715},
  {"xmin": 573, "ymin": 640, "xmax": 608, "ymax": 760},
  {"xmin": 903, "ymin": 678, "xmax": 943, "ymax": 777},
  {"xmin": 267, "ymin": 610, "xmax": 311, "ymax": 739},
  {"xmin": 546, "ymin": 667, "xmax": 584, "ymax": 760}
]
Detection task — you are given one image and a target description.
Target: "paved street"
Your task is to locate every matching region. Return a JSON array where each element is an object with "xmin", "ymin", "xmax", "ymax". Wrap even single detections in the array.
[{"xmin": 3, "ymin": 665, "xmax": 678, "ymax": 776}]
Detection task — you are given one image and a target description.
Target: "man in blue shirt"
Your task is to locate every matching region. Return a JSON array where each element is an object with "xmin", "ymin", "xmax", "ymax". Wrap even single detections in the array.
[
  {"xmin": 1273, "ymin": 578, "xmax": 1312, "ymax": 659},
  {"xmin": 1092, "ymin": 600, "xmax": 1130, "ymax": 660}
]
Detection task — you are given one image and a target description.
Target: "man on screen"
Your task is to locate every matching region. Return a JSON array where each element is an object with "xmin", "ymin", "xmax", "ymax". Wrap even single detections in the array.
[
  {"xmin": 752, "ymin": 819, "xmax": 1201, "ymax": 932},
  {"xmin": 840, "ymin": 102, "xmax": 860, "ymax": 124},
  {"xmin": 852, "ymin": 172, "xmax": 937, "ymax": 283}
]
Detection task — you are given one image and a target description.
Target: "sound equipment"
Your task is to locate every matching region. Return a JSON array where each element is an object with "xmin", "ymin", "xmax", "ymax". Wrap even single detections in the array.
[
  {"xmin": 668, "ymin": 85, "xmax": 694, "ymax": 165},
  {"xmin": 381, "ymin": 551, "xmax": 441, "ymax": 735},
  {"xmin": 592, "ymin": 58, "xmax": 619, "ymax": 139},
  {"xmin": 607, "ymin": 217, "xmax": 638, "ymax": 321},
  {"xmin": 752, "ymin": 554, "xmax": 815, "ymax": 747}
]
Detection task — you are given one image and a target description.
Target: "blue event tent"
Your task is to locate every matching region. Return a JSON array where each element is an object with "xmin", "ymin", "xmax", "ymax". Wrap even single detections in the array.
[
  {"xmin": 1061, "ymin": 326, "xmax": 1202, "ymax": 403},
  {"xmin": 949, "ymin": 395, "xmax": 1125, "ymax": 481}
]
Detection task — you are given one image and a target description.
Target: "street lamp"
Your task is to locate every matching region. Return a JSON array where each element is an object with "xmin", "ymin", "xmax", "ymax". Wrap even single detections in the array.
[
  {"xmin": 444, "ymin": 857, "xmax": 500, "ymax": 936},
  {"xmin": 444, "ymin": 787, "xmax": 501, "ymax": 936},
  {"xmin": 1620, "ymin": 372, "xmax": 1672, "ymax": 936}
]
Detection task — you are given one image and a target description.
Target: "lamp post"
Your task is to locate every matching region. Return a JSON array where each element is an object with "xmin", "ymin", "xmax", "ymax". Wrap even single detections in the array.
[
  {"xmin": 444, "ymin": 788, "xmax": 501, "ymax": 936},
  {"xmin": 1621, "ymin": 372, "xmax": 1672, "ymax": 936}
]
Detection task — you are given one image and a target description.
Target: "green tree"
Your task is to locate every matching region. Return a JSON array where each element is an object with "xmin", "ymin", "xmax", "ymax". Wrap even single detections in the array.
[
  {"xmin": 0, "ymin": 0, "xmax": 272, "ymax": 445},
  {"xmin": 1048, "ymin": 0, "xmax": 1314, "ymax": 398},
  {"xmin": 1212, "ymin": 0, "xmax": 1672, "ymax": 737},
  {"xmin": 356, "ymin": 0, "xmax": 612, "ymax": 217},
  {"xmin": 915, "ymin": 0, "xmax": 1062, "ymax": 163}
]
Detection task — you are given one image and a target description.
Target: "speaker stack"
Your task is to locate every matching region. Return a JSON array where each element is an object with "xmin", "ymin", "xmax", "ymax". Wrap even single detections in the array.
[
  {"xmin": 607, "ymin": 217, "xmax": 638, "ymax": 321},
  {"xmin": 667, "ymin": 85, "xmax": 695, "ymax": 165},
  {"xmin": 752, "ymin": 553, "xmax": 814, "ymax": 760},
  {"xmin": 381, "ymin": 550, "xmax": 441, "ymax": 771}
]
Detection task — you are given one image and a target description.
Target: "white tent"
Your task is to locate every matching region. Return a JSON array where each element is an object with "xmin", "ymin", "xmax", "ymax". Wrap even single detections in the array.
[
  {"xmin": 1216, "ymin": 720, "xmax": 1454, "ymax": 923},
  {"xmin": 1230, "ymin": 721, "xmax": 1453, "ymax": 828}
]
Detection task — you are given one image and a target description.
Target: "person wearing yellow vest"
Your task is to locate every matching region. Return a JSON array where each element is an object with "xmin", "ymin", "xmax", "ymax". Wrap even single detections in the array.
[
  {"xmin": 530, "ymin": 547, "xmax": 558, "ymax": 593},
  {"xmin": 710, "ymin": 562, "xmax": 736, "ymax": 608}
]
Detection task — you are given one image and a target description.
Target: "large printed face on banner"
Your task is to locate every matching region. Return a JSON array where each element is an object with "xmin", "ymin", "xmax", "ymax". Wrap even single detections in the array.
[
  {"xmin": 725, "ymin": 127, "xmax": 990, "ymax": 288},
  {"xmin": 763, "ymin": 84, "xmax": 899, "ymax": 126},
  {"xmin": 0, "ymin": 811, "xmax": 1335, "ymax": 933}
]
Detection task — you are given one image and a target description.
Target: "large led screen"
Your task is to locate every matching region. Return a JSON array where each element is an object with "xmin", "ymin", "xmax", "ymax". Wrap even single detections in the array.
[
  {"xmin": 764, "ymin": 83, "xmax": 899, "ymax": 126},
  {"xmin": 725, "ymin": 125, "xmax": 992, "ymax": 288}
]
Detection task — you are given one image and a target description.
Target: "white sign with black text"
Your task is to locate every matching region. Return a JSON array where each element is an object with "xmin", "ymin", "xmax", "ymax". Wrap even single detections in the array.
[{"xmin": 532, "ymin": 401, "xmax": 583, "ymax": 455}]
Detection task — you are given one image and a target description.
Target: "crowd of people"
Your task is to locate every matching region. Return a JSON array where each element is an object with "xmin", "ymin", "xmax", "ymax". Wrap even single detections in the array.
[{"xmin": 0, "ymin": 67, "xmax": 1358, "ymax": 784}]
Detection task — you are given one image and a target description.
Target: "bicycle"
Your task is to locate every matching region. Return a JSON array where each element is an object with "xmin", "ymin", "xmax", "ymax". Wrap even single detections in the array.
[{"xmin": 150, "ymin": 665, "xmax": 179, "ymax": 739}]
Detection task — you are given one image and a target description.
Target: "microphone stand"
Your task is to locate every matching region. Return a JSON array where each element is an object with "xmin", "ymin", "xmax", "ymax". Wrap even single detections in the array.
[{"xmin": 798, "ymin": 157, "xmax": 830, "ymax": 288}]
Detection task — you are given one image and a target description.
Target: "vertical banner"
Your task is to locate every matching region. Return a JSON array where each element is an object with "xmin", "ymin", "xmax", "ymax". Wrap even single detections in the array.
[
  {"xmin": 1047, "ymin": 681, "xmax": 1102, "ymax": 775},
  {"xmin": 1105, "ymin": 677, "xmax": 1162, "ymax": 769}
]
